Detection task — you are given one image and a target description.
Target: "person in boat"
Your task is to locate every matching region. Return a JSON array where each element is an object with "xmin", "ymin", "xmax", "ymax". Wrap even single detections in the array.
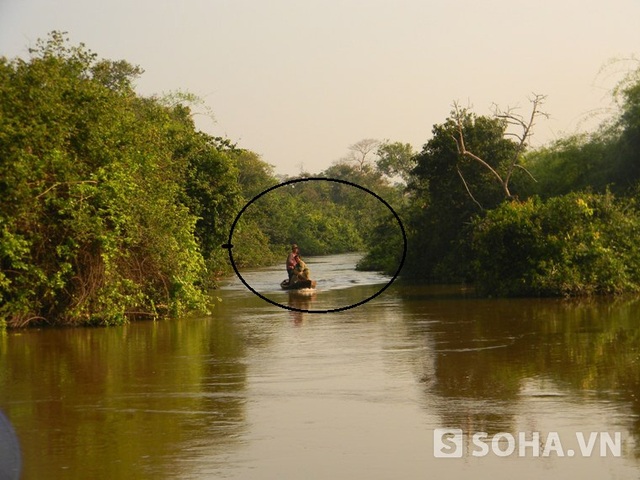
[
  {"xmin": 286, "ymin": 244, "xmax": 299, "ymax": 282},
  {"xmin": 293, "ymin": 257, "xmax": 311, "ymax": 282}
]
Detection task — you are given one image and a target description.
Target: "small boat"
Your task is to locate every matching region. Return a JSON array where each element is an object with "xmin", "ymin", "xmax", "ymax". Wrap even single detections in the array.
[{"xmin": 280, "ymin": 278, "xmax": 317, "ymax": 292}]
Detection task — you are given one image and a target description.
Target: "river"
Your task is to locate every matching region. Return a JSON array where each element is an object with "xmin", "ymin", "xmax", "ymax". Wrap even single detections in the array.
[{"xmin": 1, "ymin": 253, "xmax": 640, "ymax": 479}]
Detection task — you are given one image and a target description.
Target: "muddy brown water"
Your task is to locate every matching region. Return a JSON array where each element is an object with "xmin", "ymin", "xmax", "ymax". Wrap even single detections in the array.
[{"xmin": 2, "ymin": 254, "xmax": 640, "ymax": 479}]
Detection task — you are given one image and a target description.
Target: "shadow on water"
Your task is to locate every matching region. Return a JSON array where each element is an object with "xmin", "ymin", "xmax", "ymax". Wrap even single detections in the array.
[{"xmin": 396, "ymin": 285, "xmax": 640, "ymax": 451}]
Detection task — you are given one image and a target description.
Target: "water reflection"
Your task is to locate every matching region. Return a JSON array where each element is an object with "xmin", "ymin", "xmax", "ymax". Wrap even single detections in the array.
[
  {"xmin": 3, "ymin": 258, "xmax": 640, "ymax": 478},
  {"xmin": 398, "ymin": 286, "xmax": 640, "ymax": 454},
  {"xmin": 287, "ymin": 292, "xmax": 316, "ymax": 324},
  {"xmin": 0, "ymin": 317, "xmax": 249, "ymax": 480}
]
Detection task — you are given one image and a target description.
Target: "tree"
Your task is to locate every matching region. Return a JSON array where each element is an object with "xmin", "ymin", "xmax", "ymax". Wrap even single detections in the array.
[
  {"xmin": 0, "ymin": 32, "xmax": 239, "ymax": 326},
  {"xmin": 451, "ymin": 94, "xmax": 547, "ymax": 205},
  {"xmin": 342, "ymin": 138, "xmax": 380, "ymax": 171},
  {"xmin": 376, "ymin": 141, "xmax": 416, "ymax": 183},
  {"xmin": 611, "ymin": 62, "xmax": 640, "ymax": 189},
  {"xmin": 180, "ymin": 132, "xmax": 242, "ymax": 263},
  {"xmin": 233, "ymin": 150, "xmax": 278, "ymax": 199},
  {"xmin": 523, "ymin": 63, "xmax": 640, "ymax": 197},
  {"xmin": 524, "ymin": 132, "xmax": 615, "ymax": 197},
  {"xmin": 405, "ymin": 110, "xmax": 521, "ymax": 281}
]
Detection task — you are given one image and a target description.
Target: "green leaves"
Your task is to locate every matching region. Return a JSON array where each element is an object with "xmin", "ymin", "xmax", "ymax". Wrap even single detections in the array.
[
  {"xmin": 472, "ymin": 193, "xmax": 640, "ymax": 297},
  {"xmin": 401, "ymin": 111, "xmax": 522, "ymax": 281},
  {"xmin": 0, "ymin": 32, "xmax": 231, "ymax": 326}
]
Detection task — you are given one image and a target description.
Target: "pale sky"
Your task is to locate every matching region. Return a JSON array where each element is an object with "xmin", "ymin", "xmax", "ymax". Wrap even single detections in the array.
[{"xmin": 1, "ymin": 0, "xmax": 638, "ymax": 175}]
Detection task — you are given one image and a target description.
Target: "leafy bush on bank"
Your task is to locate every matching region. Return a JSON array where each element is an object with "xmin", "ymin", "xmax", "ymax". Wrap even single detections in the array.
[
  {"xmin": 472, "ymin": 192, "xmax": 640, "ymax": 296},
  {"xmin": 0, "ymin": 33, "xmax": 228, "ymax": 326}
]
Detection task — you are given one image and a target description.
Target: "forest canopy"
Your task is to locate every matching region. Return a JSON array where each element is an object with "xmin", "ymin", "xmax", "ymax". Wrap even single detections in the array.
[
  {"xmin": 1, "ymin": 32, "xmax": 639, "ymax": 327},
  {"xmin": 392, "ymin": 61, "xmax": 640, "ymax": 296},
  {"xmin": 0, "ymin": 33, "xmax": 235, "ymax": 326},
  {"xmin": 0, "ymin": 32, "xmax": 403, "ymax": 327}
]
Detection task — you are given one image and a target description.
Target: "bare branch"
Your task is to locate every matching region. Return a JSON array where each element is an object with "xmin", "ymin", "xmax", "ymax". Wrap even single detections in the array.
[
  {"xmin": 515, "ymin": 164, "xmax": 538, "ymax": 182},
  {"xmin": 504, "ymin": 94, "xmax": 547, "ymax": 187},
  {"xmin": 456, "ymin": 165, "xmax": 484, "ymax": 210},
  {"xmin": 451, "ymin": 94, "xmax": 547, "ymax": 202},
  {"xmin": 450, "ymin": 133, "xmax": 461, "ymax": 154},
  {"xmin": 346, "ymin": 138, "xmax": 380, "ymax": 171},
  {"xmin": 461, "ymin": 150, "xmax": 506, "ymax": 187},
  {"xmin": 452, "ymin": 103, "xmax": 509, "ymax": 196}
]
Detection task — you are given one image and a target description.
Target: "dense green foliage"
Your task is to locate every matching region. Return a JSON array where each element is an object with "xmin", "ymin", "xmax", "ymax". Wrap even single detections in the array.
[
  {"xmin": 0, "ymin": 33, "xmax": 241, "ymax": 326},
  {"xmin": 524, "ymin": 133, "xmax": 617, "ymax": 197},
  {"xmin": 472, "ymin": 192, "xmax": 640, "ymax": 296},
  {"xmin": 2, "ymin": 32, "xmax": 638, "ymax": 328},
  {"xmin": 232, "ymin": 164, "xmax": 402, "ymax": 267},
  {"xmin": 0, "ymin": 33, "xmax": 404, "ymax": 326},
  {"xmin": 365, "ymin": 62, "xmax": 640, "ymax": 297},
  {"xmin": 526, "ymin": 67, "xmax": 640, "ymax": 197},
  {"xmin": 402, "ymin": 112, "xmax": 524, "ymax": 281},
  {"xmin": 355, "ymin": 213, "xmax": 405, "ymax": 273}
]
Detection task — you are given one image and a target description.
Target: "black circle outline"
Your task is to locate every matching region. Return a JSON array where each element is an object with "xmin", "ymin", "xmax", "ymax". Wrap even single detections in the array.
[{"xmin": 223, "ymin": 177, "xmax": 407, "ymax": 313}]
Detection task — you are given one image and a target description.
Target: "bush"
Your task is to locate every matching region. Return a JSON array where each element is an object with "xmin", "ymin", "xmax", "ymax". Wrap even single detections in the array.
[
  {"xmin": 0, "ymin": 33, "xmax": 215, "ymax": 326},
  {"xmin": 472, "ymin": 192, "xmax": 640, "ymax": 296},
  {"xmin": 356, "ymin": 213, "xmax": 405, "ymax": 275}
]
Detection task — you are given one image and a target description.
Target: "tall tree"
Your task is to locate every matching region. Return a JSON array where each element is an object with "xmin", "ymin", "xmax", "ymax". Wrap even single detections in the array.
[
  {"xmin": 405, "ymin": 110, "xmax": 521, "ymax": 280},
  {"xmin": 612, "ymin": 63, "xmax": 640, "ymax": 188},
  {"xmin": 0, "ymin": 32, "xmax": 241, "ymax": 326},
  {"xmin": 376, "ymin": 141, "xmax": 416, "ymax": 183},
  {"xmin": 523, "ymin": 63, "xmax": 640, "ymax": 197},
  {"xmin": 343, "ymin": 138, "xmax": 380, "ymax": 171}
]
